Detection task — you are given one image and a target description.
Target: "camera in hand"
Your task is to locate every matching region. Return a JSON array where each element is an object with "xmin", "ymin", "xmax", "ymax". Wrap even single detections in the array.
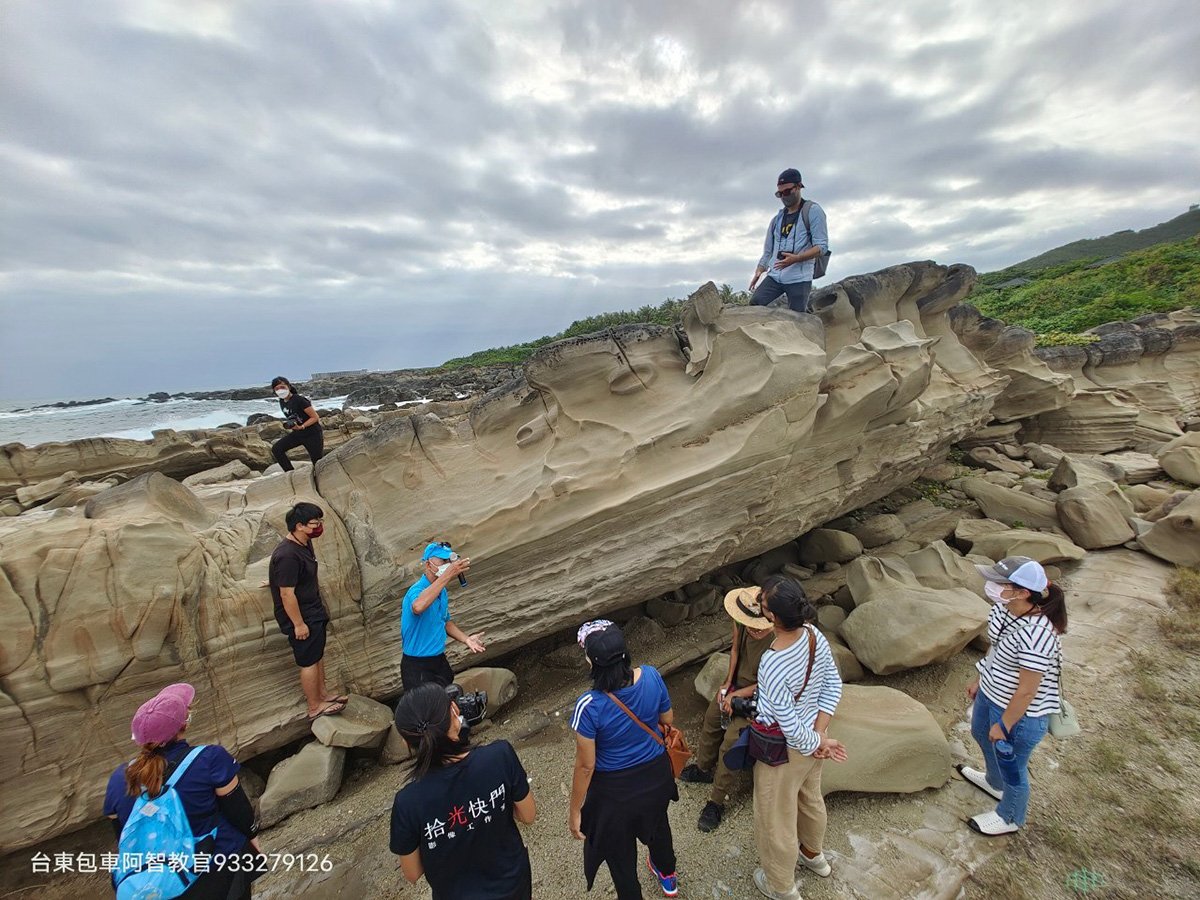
[
  {"xmin": 729, "ymin": 695, "xmax": 757, "ymax": 719},
  {"xmin": 446, "ymin": 683, "xmax": 487, "ymax": 726},
  {"xmin": 438, "ymin": 540, "xmax": 468, "ymax": 587},
  {"xmin": 283, "ymin": 413, "xmax": 305, "ymax": 429},
  {"xmin": 777, "ymin": 251, "xmax": 787, "ymax": 260}
]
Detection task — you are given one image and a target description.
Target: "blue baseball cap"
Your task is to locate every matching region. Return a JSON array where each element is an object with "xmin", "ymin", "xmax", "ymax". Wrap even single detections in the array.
[{"xmin": 421, "ymin": 542, "xmax": 457, "ymax": 562}]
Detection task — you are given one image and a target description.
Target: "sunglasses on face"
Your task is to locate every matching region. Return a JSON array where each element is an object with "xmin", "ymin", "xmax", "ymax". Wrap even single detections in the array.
[{"xmin": 775, "ymin": 186, "xmax": 797, "ymax": 198}]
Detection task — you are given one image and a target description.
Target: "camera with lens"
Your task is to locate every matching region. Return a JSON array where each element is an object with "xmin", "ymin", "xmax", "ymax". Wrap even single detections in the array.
[
  {"xmin": 777, "ymin": 251, "xmax": 788, "ymax": 260},
  {"xmin": 446, "ymin": 683, "xmax": 488, "ymax": 726},
  {"xmin": 283, "ymin": 413, "xmax": 305, "ymax": 429},
  {"xmin": 729, "ymin": 695, "xmax": 757, "ymax": 720}
]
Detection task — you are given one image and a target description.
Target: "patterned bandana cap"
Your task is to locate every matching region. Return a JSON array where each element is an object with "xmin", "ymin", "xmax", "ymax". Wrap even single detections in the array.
[{"xmin": 576, "ymin": 619, "xmax": 615, "ymax": 649}]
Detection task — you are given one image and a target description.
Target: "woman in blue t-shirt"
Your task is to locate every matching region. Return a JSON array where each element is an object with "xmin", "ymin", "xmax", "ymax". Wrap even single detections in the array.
[
  {"xmin": 390, "ymin": 683, "xmax": 537, "ymax": 899},
  {"xmin": 569, "ymin": 621, "xmax": 679, "ymax": 899},
  {"xmin": 104, "ymin": 683, "xmax": 260, "ymax": 899}
]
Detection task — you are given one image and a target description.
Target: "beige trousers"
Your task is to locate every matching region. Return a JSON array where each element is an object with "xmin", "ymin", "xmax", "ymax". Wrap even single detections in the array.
[{"xmin": 752, "ymin": 747, "xmax": 826, "ymax": 893}]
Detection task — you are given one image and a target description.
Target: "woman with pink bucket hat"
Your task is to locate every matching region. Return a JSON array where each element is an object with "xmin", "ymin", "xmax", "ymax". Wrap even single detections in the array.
[{"xmin": 104, "ymin": 683, "xmax": 261, "ymax": 898}]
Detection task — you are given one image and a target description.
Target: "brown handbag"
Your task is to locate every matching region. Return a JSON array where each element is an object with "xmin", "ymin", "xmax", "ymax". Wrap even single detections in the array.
[
  {"xmin": 605, "ymin": 691, "xmax": 692, "ymax": 778},
  {"xmin": 748, "ymin": 626, "xmax": 817, "ymax": 767}
]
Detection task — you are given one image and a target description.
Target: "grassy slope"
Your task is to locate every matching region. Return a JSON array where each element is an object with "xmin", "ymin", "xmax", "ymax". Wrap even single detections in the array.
[
  {"xmin": 1007, "ymin": 206, "xmax": 1200, "ymax": 271},
  {"xmin": 969, "ymin": 235, "xmax": 1200, "ymax": 341}
]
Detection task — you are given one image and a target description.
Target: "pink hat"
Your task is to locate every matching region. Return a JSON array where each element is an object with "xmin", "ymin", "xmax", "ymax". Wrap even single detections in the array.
[{"xmin": 131, "ymin": 683, "xmax": 195, "ymax": 745}]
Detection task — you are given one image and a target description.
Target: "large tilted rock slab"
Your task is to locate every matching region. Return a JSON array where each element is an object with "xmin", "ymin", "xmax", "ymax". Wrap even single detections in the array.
[
  {"xmin": 0, "ymin": 262, "xmax": 1023, "ymax": 852},
  {"xmin": 824, "ymin": 685, "xmax": 952, "ymax": 795},
  {"xmin": 1056, "ymin": 480, "xmax": 1136, "ymax": 549},
  {"xmin": 258, "ymin": 742, "xmax": 346, "ymax": 827},
  {"xmin": 968, "ymin": 529, "xmax": 1086, "ymax": 564},
  {"xmin": 1138, "ymin": 490, "xmax": 1200, "ymax": 566},
  {"xmin": 959, "ymin": 477, "xmax": 1062, "ymax": 532},
  {"xmin": 842, "ymin": 555, "xmax": 988, "ymax": 674},
  {"xmin": 1158, "ymin": 432, "xmax": 1200, "ymax": 485},
  {"xmin": 311, "ymin": 694, "xmax": 394, "ymax": 749}
]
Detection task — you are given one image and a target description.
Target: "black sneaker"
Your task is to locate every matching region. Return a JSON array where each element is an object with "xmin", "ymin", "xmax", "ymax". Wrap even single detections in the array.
[
  {"xmin": 698, "ymin": 801, "xmax": 724, "ymax": 832},
  {"xmin": 679, "ymin": 764, "xmax": 714, "ymax": 784}
]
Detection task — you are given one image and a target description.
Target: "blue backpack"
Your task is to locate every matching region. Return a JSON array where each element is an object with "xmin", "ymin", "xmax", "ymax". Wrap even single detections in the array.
[{"xmin": 114, "ymin": 745, "xmax": 217, "ymax": 900}]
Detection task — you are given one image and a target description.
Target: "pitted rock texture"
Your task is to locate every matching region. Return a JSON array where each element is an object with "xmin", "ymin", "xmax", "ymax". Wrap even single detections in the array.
[{"xmin": 0, "ymin": 261, "xmax": 1031, "ymax": 851}]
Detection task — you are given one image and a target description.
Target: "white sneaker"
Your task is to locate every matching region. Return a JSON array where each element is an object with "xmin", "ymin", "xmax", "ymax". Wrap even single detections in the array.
[
  {"xmin": 956, "ymin": 764, "xmax": 1003, "ymax": 801},
  {"xmin": 753, "ymin": 867, "xmax": 802, "ymax": 900},
  {"xmin": 797, "ymin": 849, "xmax": 831, "ymax": 877},
  {"xmin": 968, "ymin": 811, "xmax": 1019, "ymax": 836}
]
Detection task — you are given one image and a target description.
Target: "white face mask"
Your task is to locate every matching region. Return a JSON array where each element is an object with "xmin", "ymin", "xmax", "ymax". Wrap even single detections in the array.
[
  {"xmin": 436, "ymin": 562, "xmax": 452, "ymax": 577},
  {"xmin": 984, "ymin": 581, "xmax": 1011, "ymax": 605},
  {"xmin": 274, "ymin": 388, "xmax": 289, "ymax": 399}
]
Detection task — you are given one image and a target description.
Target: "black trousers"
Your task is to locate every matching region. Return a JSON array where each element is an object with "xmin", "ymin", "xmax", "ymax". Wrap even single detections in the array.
[
  {"xmin": 750, "ymin": 277, "xmax": 812, "ymax": 313},
  {"xmin": 401, "ymin": 653, "xmax": 455, "ymax": 691},
  {"xmin": 272, "ymin": 426, "xmax": 324, "ymax": 471}
]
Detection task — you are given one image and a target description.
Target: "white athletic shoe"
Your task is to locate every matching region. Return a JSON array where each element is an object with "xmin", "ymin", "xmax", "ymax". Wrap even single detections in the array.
[
  {"xmin": 797, "ymin": 849, "xmax": 832, "ymax": 877},
  {"xmin": 968, "ymin": 810, "xmax": 1019, "ymax": 836},
  {"xmin": 753, "ymin": 867, "xmax": 802, "ymax": 900},
  {"xmin": 956, "ymin": 764, "xmax": 1004, "ymax": 801}
]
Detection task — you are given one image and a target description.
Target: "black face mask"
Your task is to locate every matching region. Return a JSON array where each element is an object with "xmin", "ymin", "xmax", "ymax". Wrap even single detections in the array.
[{"xmin": 778, "ymin": 189, "xmax": 797, "ymax": 205}]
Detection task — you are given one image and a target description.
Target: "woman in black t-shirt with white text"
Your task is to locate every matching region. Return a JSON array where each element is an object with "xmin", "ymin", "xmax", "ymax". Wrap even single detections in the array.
[
  {"xmin": 269, "ymin": 376, "xmax": 323, "ymax": 472},
  {"xmin": 390, "ymin": 683, "xmax": 537, "ymax": 899}
]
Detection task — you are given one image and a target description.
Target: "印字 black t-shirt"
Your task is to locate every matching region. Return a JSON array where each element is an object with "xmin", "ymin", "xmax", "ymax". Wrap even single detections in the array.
[
  {"xmin": 390, "ymin": 741, "xmax": 532, "ymax": 899},
  {"xmin": 780, "ymin": 209, "xmax": 801, "ymax": 241},
  {"xmin": 278, "ymin": 393, "xmax": 317, "ymax": 427},
  {"xmin": 268, "ymin": 538, "xmax": 328, "ymax": 634}
]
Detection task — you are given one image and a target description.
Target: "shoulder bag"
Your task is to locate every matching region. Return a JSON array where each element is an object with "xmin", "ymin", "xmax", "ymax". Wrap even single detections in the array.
[
  {"xmin": 1048, "ymin": 654, "xmax": 1081, "ymax": 738},
  {"xmin": 747, "ymin": 626, "xmax": 817, "ymax": 767},
  {"xmin": 605, "ymin": 692, "xmax": 692, "ymax": 778}
]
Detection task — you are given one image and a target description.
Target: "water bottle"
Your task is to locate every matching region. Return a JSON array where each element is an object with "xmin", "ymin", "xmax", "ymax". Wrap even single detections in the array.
[{"xmin": 994, "ymin": 722, "xmax": 1022, "ymax": 785}]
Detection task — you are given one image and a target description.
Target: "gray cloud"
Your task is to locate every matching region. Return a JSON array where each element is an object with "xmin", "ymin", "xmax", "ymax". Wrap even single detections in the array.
[{"xmin": 2, "ymin": 0, "xmax": 1198, "ymax": 401}]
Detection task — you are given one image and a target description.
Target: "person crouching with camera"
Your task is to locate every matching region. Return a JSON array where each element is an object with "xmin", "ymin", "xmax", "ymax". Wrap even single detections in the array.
[
  {"xmin": 750, "ymin": 577, "xmax": 847, "ymax": 900},
  {"xmin": 400, "ymin": 542, "xmax": 485, "ymax": 691},
  {"xmin": 389, "ymin": 683, "xmax": 537, "ymax": 899},
  {"xmin": 269, "ymin": 376, "xmax": 323, "ymax": 472},
  {"xmin": 679, "ymin": 587, "xmax": 775, "ymax": 833},
  {"xmin": 569, "ymin": 621, "xmax": 680, "ymax": 899}
]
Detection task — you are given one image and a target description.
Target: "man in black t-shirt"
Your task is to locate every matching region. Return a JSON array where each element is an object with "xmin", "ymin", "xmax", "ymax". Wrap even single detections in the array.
[
  {"xmin": 270, "ymin": 376, "xmax": 323, "ymax": 472},
  {"xmin": 269, "ymin": 502, "xmax": 345, "ymax": 719}
]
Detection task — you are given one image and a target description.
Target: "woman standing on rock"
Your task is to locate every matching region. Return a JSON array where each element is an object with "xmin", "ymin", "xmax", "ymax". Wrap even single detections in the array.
[
  {"xmin": 569, "ymin": 621, "xmax": 680, "ymax": 899},
  {"xmin": 390, "ymin": 683, "xmax": 537, "ymax": 899},
  {"xmin": 960, "ymin": 556, "xmax": 1067, "ymax": 836},
  {"xmin": 750, "ymin": 577, "xmax": 846, "ymax": 900},
  {"xmin": 104, "ymin": 683, "xmax": 261, "ymax": 899},
  {"xmin": 269, "ymin": 376, "xmax": 323, "ymax": 472}
]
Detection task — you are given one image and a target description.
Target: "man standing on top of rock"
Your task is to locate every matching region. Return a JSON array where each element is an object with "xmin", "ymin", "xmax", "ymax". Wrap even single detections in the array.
[
  {"xmin": 269, "ymin": 501, "xmax": 347, "ymax": 720},
  {"xmin": 400, "ymin": 542, "xmax": 485, "ymax": 690},
  {"xmin": 748, "ymin": 168, "xmax": 830, "ymax": 314}
]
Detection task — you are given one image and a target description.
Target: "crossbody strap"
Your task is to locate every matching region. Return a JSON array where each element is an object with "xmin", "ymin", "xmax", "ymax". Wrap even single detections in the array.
[{"xmin": 605, "ymin": 692, "xmax": 665, "ymax": 747}]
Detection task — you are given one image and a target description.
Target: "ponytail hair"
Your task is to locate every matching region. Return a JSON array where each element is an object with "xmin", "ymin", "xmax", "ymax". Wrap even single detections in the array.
[
  {"xmin": 125, "ymin": 745, "xmax": 167, "ymax": 798},
  {"xmin": 761, "ymin": 575, "xmax": 818, "ymax": 631},
  {"xmin": 394, "ymin": 683, "xmax": 469, "ymax": 784},
  {"xmin": 1031, "ymin": 582, "xmax": 1068, "ymax": 634}
]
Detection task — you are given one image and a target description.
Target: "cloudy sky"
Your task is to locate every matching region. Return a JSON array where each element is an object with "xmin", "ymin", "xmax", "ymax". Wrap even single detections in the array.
[{"xmin": 2, "ymin": 0, "xmax": 1197, "ymax": 400}]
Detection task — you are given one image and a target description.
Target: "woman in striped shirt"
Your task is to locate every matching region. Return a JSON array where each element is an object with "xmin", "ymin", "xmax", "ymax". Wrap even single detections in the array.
[
  {"xmin": 959, "ymin": 556, "xmax": 1068, "ymax": 836},
  {"xmin": 751, "ymin": 577, "xmax": 847, "ymax": 900}
]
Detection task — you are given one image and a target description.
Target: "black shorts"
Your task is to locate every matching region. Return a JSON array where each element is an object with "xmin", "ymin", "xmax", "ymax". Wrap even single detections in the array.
[
  {"xmin": 287, "ymin": 620, "xmax": 328, "ymax": 668},
  {"xmin": 401, "ymin": 653, "xmax": 454, "ymax": 691}
]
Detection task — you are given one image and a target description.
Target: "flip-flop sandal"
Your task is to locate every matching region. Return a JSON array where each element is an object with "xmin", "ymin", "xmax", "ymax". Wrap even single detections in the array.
[
  {"xmin": 325, "ymin": 695, "xmax": 349, "ymax": 705},
  {"xmin": 307, "ymin": 700, "xmax": 347, "ymax": 720}
]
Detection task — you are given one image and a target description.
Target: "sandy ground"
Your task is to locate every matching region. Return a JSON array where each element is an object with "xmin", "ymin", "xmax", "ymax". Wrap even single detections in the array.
[{"xmin": 4, "ymin": 550, "xmax": 1197, "ymax": 899}]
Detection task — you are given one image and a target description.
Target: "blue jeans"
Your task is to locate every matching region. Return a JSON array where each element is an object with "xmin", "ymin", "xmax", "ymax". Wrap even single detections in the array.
[
  {"xmin": 750, "ymin": 277, "xmax": 812, "ymax": 313},
  {"xmin": 970, "ymin": 694, "xmax": 1049, "ymax": 826}
]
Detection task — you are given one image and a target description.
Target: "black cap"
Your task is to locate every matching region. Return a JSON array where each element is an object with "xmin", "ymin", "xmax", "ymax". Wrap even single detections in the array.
[
  {"xmin": 584, "ymin": 625, "xmax": 628, "ymax": 667},
  {"xmin": 777, "ymin": 168, "xmax": 804, "ymax": 187}
]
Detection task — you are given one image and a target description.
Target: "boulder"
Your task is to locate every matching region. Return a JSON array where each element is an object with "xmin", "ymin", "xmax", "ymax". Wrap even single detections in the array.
[
  {"xmin": 1048, "ymin": 455, "xmax": 1124, "ymax": 491},
  {"xmin": 646, "ymin": 596, "xmax": 690, "ymax": 628},
  {"xmin": 960, "ymin": 477, "xmax": 1061, "ymax": 532},
  {"xmin": 1125, "ymin": 484, "xmax": 1173, "ymax": 514},
  {"xmin": 966, "ymin": 447, "xmax": 1027, "ymax": 475},
  {"xmin": 969, "ymin": 529, "xmax": 1087, "ymax": 564},
  {"xmin": 455, "ymin": 667, "xmax": 519, "ymax": 716},
  {"xmin": 1101, "ymin": 452, "xmax": 1162, "ymax": 484},
  {"xmin": 84, "ymin": 472, "xmax": 215, "ymax": 528},
  {"xmin": 1157, "ymin": 433, "xmax": 1200, "ymax": 485},
  {"xmin": 781, "ymin": 562, "xmax": 814, "ymax": 580},
  {"xmin": 1138, "ymin": 491, "xmax": 1200, "ymax": 567},
  {"xmin": 901, "ymin": 540, "xmax": 984, "ymax": 593},
  {"xmin": 893, "ymin": 499, "xmax": 975, "ymax": 544},
  {"xmin": 258, "ymin": 742, "xmax": 345, "ymax": 827},
  {"xmin": 825, "ymin": 633, "xmax": 865, "ymax": 683},
  {"xmin": 847, "ymin": 514, "xmax": 908, "ymax": 549},
  {"xmin": 953, "ymin": 518, "xmax": 1011, "ymax": 547},
  {"xmin": 817, "ymin": 605, "xmax": 846, "ymax": 634},
  {"xmin": 380, "ymin": 726, "xmax": 413, "ymax": 765},
  {"xmin": 687, "ymin": 585, "xmax": 722, "ymax": 617},
  {"xmin": 40, "ymin": 483, "xmax": 112, "ymax": 511},
  {"xmin": 842, "ymin": 557, "xmax": 987, "ymax": 674},
  {"xmin": 16, "ymin": 471, "xmax": 81, "ymax": 508},
  {"xmin": 694, "ymin": 652, "xmax": 729, "ymax": 702},
  {"xmin": 181, "ymin": 460, "xmax": 253, "ymax": 487},
  {"xmin": 823, "ymin": 686, "xmax": 952, "ymax": 796},
  {"xmin": 798, "ymin": 529, "xmax": 863, "ymax": 565},
  {"xmin": 982, "ymin": 471, "xmax": 1020, "ymax": 488},
  {"xmin": 1022, "ymin": 443, "xmax": 1065, "ymax": 470},
  {"xmin": 1056, "ymin": 480, "xmax": 1136, "ymax": 549},
  {"xmin": 310, "ymin": 695, "xmax": 395, "ymax": 749},
  {"xmin": 0, "ymin": 499, "xmax": 20, "ymax": 516}
]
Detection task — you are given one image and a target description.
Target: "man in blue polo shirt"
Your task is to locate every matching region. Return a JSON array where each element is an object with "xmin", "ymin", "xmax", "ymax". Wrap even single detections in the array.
[{"xmin": 400, "ymin": 542, "xmax": 485, "ymax": 690}]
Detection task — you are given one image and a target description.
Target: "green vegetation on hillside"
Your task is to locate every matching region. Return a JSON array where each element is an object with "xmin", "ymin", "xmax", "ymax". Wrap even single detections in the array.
[
  {"xmin": 1006, "ymin": 206, "xmax": 1200, "ymax": 271},
  {"xmin": 969, "ymin": 235, "xmax": 1200, "ymax": 339},
  {"xmin": 441, "ymin": 285, "xmax": 749, "ymax": 369}
]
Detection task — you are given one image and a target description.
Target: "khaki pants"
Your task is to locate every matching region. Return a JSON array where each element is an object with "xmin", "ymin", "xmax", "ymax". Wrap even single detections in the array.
[
  {"xmin": 695, "ymin": 696, "xmax": 750, "ymax": 805},
  {"xmin": 752, "ymin": 747, "xmax": 826, "ymax": 894}
]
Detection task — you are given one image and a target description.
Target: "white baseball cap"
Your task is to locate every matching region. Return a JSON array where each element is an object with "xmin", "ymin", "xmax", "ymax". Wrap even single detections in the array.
[{"xmin": 975, "ymin": 556, "xmax": 1049, "ymax": 594}]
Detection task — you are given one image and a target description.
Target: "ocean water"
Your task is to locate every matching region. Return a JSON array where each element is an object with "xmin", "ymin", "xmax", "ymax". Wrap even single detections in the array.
[{"xmin": 0, "ymin": 395, "xmax": 350, "ymax": 448}]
